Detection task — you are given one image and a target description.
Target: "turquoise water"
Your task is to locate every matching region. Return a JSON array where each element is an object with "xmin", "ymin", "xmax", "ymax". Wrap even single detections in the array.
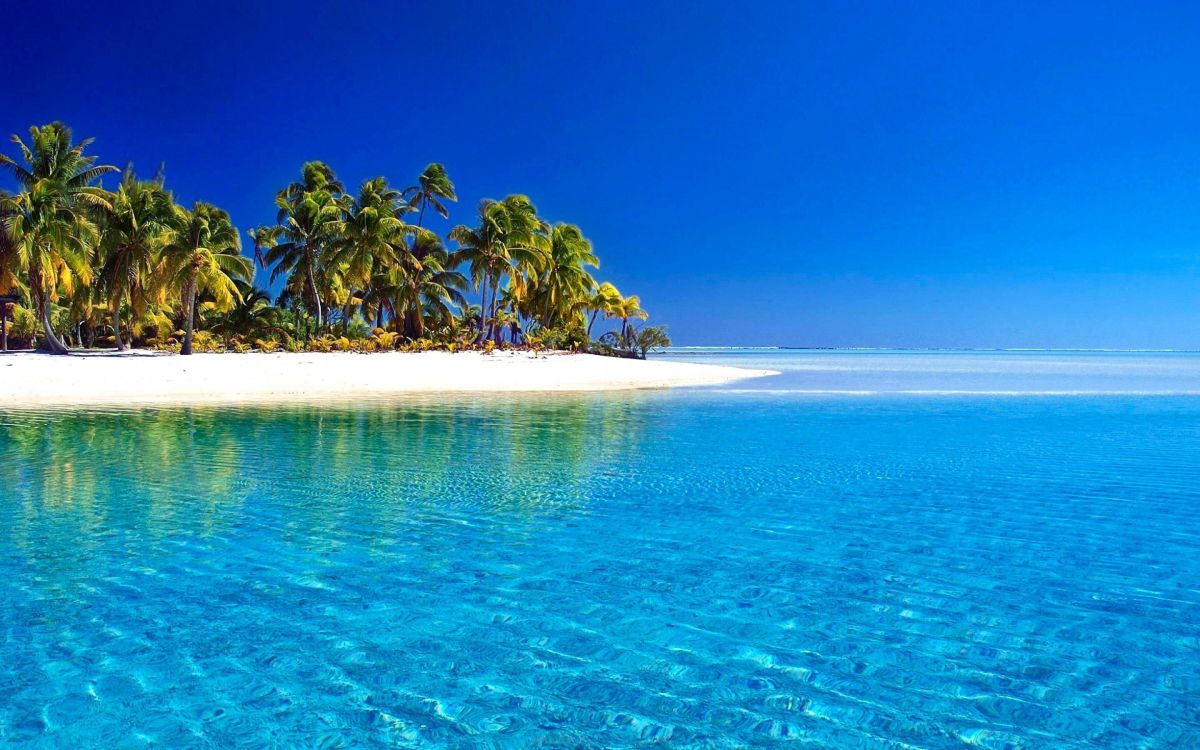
[{"xmin": 3, "ymin": 352, "xmax": 1200, "ymax": 747}]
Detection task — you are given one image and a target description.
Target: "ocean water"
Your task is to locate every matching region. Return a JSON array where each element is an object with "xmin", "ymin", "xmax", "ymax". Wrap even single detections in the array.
[
  {"xmin": 2, "ymin": 351, "xmax": 1199, "ymax": 748},
  {"xmin": 657, "ymin": 347, "xmax": 1200, "ymax": 394}
]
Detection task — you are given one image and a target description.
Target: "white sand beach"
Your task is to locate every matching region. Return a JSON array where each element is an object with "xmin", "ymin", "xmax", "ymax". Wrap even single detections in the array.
[{"xmin": 0, "ymin": 350, "xmax": 777, "ymax": 406}]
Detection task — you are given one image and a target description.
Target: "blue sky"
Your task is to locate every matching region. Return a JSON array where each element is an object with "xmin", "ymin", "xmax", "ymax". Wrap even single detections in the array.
[{"xmin": 3, "ymin": 1, "xmax": 1199, "ymax": 347}]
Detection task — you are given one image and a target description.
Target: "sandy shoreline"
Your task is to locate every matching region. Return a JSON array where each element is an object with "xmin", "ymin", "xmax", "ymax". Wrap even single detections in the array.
[{"xmin": 0, "ymin": 350, "xmax": 777, "ymax": 406}]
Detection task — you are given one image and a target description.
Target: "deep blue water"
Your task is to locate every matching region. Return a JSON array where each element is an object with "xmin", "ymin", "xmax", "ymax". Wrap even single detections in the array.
[{"xmin": 2, "ymin": 351, "xmax": 1200, "ymax": 747}]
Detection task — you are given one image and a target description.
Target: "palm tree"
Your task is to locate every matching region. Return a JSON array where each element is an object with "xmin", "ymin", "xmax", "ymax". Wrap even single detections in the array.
[
  {"xmin": 0, "ymin": 190, "xmax": 23, "ymax": 299},
  {"xmin": 0, "ymin": 123, "xmax": 116, "ymax": 354},
  {"xmin": 204, "ymin": 280, "xmax": 286, "ymax": 342},
  {"xmin": 585, "ymin": 281, "xmax": 623, "ymax": 338},
  {"xmin": 402, "ymin": 163, "xmax": 456, "ymax": 227},
  {"xmin": 330, "ymin": 177, "xmax": 411, "ymax": 293},
  {"xmin": 449, "ymin": 195, "xmax": 547, "ymax": 342},
  {"xmin": 532, "ymin": 223, "xmax": 598, "ymax": 328},
  {"xmin": 399, "ymin": 233, "xmax": 468, "ymax": 339},
  {"xmin": 609, "ymin": 292, "xmax": 647, "ymax": 342},
  {"xmin": 99, "ymin": 166, "xmax": 175, "ymax": 350},
  {"xmin": 157, "ymin": 202, "xmax": 252, "ymax": 355},
  {"xmin": 251, "ymin": 162, "xmax": 344, "ymax": 333},
  {"xmin": 361, "ymin": 234, "xmax": 468, "ymax": 340},
  {"xmin": 619, "ymin": 292, "xmax": 648, "ymax": 338}
]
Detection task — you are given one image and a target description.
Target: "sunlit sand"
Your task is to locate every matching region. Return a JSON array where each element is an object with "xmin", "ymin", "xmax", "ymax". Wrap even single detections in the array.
[{"xmin": 0, "ymin": 350, "xmax": 777, "ymax": 406}]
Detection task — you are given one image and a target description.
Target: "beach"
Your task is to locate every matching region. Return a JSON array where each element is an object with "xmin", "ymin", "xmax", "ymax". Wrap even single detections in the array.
[{"xmin": 0, "ymin": 350, "xmax": 776, "ymax": 405}]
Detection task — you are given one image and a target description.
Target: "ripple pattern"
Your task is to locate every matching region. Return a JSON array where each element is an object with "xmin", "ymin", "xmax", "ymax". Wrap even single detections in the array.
[{"xmin": 1, "ymin": 394, "xmax": 1199, "ymax": 747}]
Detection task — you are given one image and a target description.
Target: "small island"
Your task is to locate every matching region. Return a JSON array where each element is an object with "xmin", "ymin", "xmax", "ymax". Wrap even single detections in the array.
[{"xmin": 0, "ymin": 122, "xmax": 772, "ymax": 400}]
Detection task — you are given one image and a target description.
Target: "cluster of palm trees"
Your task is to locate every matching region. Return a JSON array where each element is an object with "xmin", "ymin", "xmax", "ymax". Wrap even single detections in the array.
[{"xmin": 0, "ymin": 122, "xmax": 668, "ymax": 356}]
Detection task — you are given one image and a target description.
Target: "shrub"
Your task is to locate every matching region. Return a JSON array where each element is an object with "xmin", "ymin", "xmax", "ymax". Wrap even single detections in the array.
[
  {"xmin": 533, "ymin": 322, "xmax": 588, "ymax": 351},
  {"xmin": 344, "ymin": 317, "xmax": 373, "ymax": 340},
  {"xmin": 189, "ymin": 331, "xmax": 226, "ymax": 353},
  {"xmin": 371, "ymin": 330, "xmax": 400, "ymax": 349},
  {"xmin": 632, "ymin": 325, "xmax": 671, "ymax": 359},
  {"xmin": 308, "ymin": 336, "xmax": 334, "ymax": 353}
]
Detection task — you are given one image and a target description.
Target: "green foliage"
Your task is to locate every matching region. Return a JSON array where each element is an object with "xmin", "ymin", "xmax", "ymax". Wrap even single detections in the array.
[
  {"xmin": 529, "ymin": 321, "xmax": 589, "ymax": 352},
  {"xmin": 371, "ymin": 329, "xmax": 400, "ymax": 349},
  {"xmin": 0, "ymin": 122, "xmax": 117, "ymax": 352},
  {"xmin": 632, "ymin": 325, "xmax": 671, "ymax": 358},
  {"xmin": 403, "ymin": 163, "xmax": 457, "ymax": 226},
  {"xmin": 0, "ymin": 122, "xmax": 666, "ymax": 358}
]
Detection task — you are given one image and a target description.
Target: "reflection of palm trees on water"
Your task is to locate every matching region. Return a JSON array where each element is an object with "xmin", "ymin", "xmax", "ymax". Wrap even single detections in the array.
[{"xmin": 0, "ymin": 396, "xmax": 654, "ymax": 574}]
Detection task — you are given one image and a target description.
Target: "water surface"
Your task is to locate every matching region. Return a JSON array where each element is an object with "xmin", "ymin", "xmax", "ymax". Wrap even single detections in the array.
[
  {"xmin": 2, "ymin": 352, "xmax": 1199, "ymax": 747},
  {"xmin": 659, "ymin": 347, "xmax": 1200, "ymax": 394}
]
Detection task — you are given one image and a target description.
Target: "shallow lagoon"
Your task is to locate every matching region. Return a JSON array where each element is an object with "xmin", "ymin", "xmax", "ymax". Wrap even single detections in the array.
[{"xmin": 2, "ymin": 352, "xmax": 1199, "ymax": 747}]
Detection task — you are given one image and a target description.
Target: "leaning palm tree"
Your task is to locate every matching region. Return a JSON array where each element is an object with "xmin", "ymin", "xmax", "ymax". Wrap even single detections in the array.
[
  {"xmin": 157, "ymin": 202, "xmax": 252, "ymax": 355},
  {"xmin": 98, "ymin": 166, "xmax": 175, "ymax": 350},
  {"xmin": 402, "ymin": 163, "xmax": 456, "ymax": 227},
  {"xmin": 449, "ymin": 195, "xmax": 547, "ymax": 342},
  {"xmin": 250, "ymin": 162, "xmax": 345, "ymax": 333},
  {"xmin": 584, "ymin": 281, "xmax": 623, "ymax": 338},
  {"xmin": 609, "ymin": 293, "xmax": 648, "ymax": 342},
  {"xmin": 0, "ymin": 123, "xmax": 116, "ymax": 353}
]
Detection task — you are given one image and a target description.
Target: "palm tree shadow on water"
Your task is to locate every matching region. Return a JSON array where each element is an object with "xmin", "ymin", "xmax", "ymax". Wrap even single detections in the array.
[{"xmin": 0, "ymin": 392, "xmax": 659, "ymax": 577}]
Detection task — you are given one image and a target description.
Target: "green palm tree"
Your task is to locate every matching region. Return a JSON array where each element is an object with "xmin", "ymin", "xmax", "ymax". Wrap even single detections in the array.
[
  {"xmin": 157, "ymin": 202, "xmax": 252, "ymax": 355},
  {"xmin": 203, "ymin": 280, "xmax": 286, "ymax": 342},
  {"xmin": 402, "ymin": 163, "xmax": 456, "ymax": 227},
  {"xmin": 0, "ymin": 190, "xmax": 26, "ymax": 302},
  {"xmin": 330, "ymin": 177, "xmax": 412, "ymax": 292},
  {"xmin": 251, "ymin": 162, "xmax": 345, "ymax": 333},
  {"xmin": 0, "ymin": 123, "xmax": 116, "ymax": 354},
  {"xmin": 361, "ymin": 234, "xmax": 468, "ymax": 339},
  {"xmin": 585, "ymin": 281, "xmax": 623, "ymax": 339},
  {"xmin": 401, "ymin": 233, "xmax": 468, "ymax": 339},
  {"xmin": 449, "ymin": 195, "xmax": 547, "ymax": 342},
  {"xmin": 609, "ymin": 292, "xmax": 648, "ymax": 342},
  {"xmin": 98, "ymin": 166, "xmax": 175, "ymax": 350},
  {"xmin": 532, "ymin": 223, "xmax": 598, "ymax": 328}
]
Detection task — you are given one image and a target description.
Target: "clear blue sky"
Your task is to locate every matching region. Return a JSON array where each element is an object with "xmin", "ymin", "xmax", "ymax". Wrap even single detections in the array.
[{"xmin": 3, "ymin": 1, "xmax": 1199, "ymax": 347}]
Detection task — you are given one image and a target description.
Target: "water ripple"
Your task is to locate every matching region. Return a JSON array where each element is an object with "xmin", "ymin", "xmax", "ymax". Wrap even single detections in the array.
[{"xmin": 1, "ymin": 396, "xmax": 1199, "ymax": 747}]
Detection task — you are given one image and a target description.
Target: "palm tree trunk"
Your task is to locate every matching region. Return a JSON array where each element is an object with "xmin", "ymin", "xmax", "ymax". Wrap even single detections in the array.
[
  {"xmin": 29, "ymin": 266, "xmax": 70, "ymax": 355},
  {"xmin": 492, "ymin": 278, "xmax": 507, "ymax": 343},
  {"xmin": 410, "ymin": 306, "xmax": 424, "ymax": 340},
  {"xmin": 181, "ymin": 275, "xmax": 197, "ymax": 356},
  {"xmin": 306, "ymin": 264, "xmax": 323, "ymax": 335},
  {"xmin": 587, "ymin": 310, "xmax": 599, "ymax": 339},
  {"xmin": 112, "ymin": 294, "xmax": 126, "ymax": 351},
  {"xmin": 37, "ymin": 303, "xmax": 69, "ymax": 354},
  {"xmin": 486, "ymin": 283, "xmax": 494, "ymax": 341},
  {"xmin": 476, "ymin": 274, "xmax": 489, "ymax": 343}
]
